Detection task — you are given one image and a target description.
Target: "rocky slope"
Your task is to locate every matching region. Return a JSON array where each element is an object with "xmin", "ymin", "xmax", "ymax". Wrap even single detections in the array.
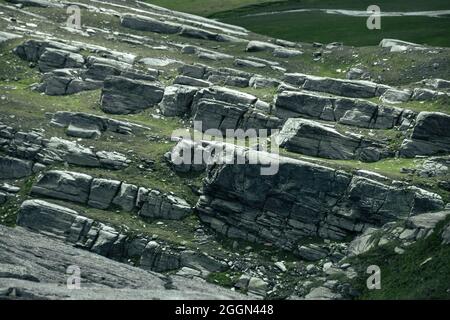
[{"xmin": 0, "ymin": 0, "xmax": 449, "ymax": 300}]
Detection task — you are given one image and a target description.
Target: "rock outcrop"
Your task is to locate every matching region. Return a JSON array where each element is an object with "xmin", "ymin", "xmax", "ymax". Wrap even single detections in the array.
[
  {"xmin": 400, "ymin": 112, "xmax": 450, "ymax": 157},
  {"xmin": 50, "ymin": 111, "xmax": 146, "ymax": 138},
  {"xmin": 16, "ymin": 199, "xmax": 225, "ymax": 276},
  {"xmin": 275, "ymin": 119, "xmax": 392, "ymax": 162},
  {"xmin": 0, "ymin": 223, "xmax": 242, "ymax": 299},
  {"xmin": 283, "ymin": 73, "xmax": 390, "ymax": 99},
  {"xmin": 275, "ymin": 90, "xmax": 409, "ymax": 129},
  {"xmin": 100, "ymin": 76, "xmax": 164, "ymax": 114},
  {"xmin": 191, "ymin": 86, "xmax": 281, "ymax": 134},
  {"xmin": 30, "ymin": 170, "xmax": 192, "ymax": 219},
  {"xmin": 196, "ymin": 150, "xmax": 444, "ymax": 254}
]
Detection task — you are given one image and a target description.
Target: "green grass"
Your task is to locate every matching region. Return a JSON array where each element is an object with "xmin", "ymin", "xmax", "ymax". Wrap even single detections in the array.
[
  {"xmin": 349, "ymin": 216, "xmax": 450, "ymax": 299},
  {"xmin": 143, "ymin": 0, "xmax": 280, "ymax": 17},
  {"xmin": 210, "ymin": 0, "xmax": 450, "ymax": 47}
]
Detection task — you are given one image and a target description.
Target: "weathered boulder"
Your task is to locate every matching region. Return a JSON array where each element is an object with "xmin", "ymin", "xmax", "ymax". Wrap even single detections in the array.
[
  {"xmin": 14, "ymin": 39, "xmax": 80, "ymax": 62},
  {"xmin": 276, "ymin": 119, "xmax": 390, "ymax": 162},
  {"xmin": 283, "ymin": 73, "xmax": 390, "ymax": 99},
  {"xmin": 38, "ymin": 48, "xmax": 84, "ymax": 73},
  {"xmin": 88, "ymin": 178, "xmax": 121, "ymax": 209},
  {"xmin": 140, "ymin": 241, "xmax": 181, "ymax": 272},
  {"xmin": 296, "ymin": 244, "xmax": 329, "ymax": 261},
  {"xmin": 273, "ymin": 48, "xmax": 303, "ymax": 58},
  {"xmin": 100, "ymin": 76, "xmax": 164, "ymax": 114},
  {"xmin": 234, "ymin": 59, "xmax": 266, "ymax": 69},
  {"xmin": 159, "ymin": 85, "xmax": 199, "ymax": 117},
  {"xmin": 380, "ymin": 89, "xmax": 412, "ymax": 104},
  {"xmin": 31, "ymin": 170, "xmax": 93, "ymax": 204},
  {"xmin": 173, "ymin": 75, "xmax": 211, "ymax": 87},
  {"xmin": 249, "ymin": 76, "xmax": 280, "ymax": 89},
  {"xmin": 178, "ymin": 63, "xmax": 208, "ymax": 79},
  {"xmin": 275, "ymin": 90, "xmax": 405, "ymax": 129},
  {"xmin": 139, "ymin": 189, "xmax": 192, "ymax": 220},
  {"xmin": 380, "ymin": 38, "xmax": 424, "ymax": 52},
  {"xmin": 120, "ymin": 14, "xmax": 182, "ymax": 34},
  {"xmin": 0, "ymin": 156, "xmax": 33, "ymax": 179},
  {"xmin": 246, "ymin": 41, "xmax": 281, "ymax": 53},
  {"xmin": 112, "ymin": 183, "xmax": 138, "ymax": 212},
  {"xmin": 400, "ymin": 112, "xmax": 450, "ymax": 157},
  {"xmin": 51, "ymin": 111, "xmax": 141, "ymax": 138}
]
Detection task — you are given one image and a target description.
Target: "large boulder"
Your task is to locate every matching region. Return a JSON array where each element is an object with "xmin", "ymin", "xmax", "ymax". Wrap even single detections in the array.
[
  {"xmin": 0, "ymin": 156, "xmax": 33, "ymax": 179},
  {"xmin": 274, "ymin": 90, "xmax": 404, "ymax": 129},
  {"xmin": 139, "ymin": 189, "xmax": 192, "ymax": 220},
  {"xmin": 31, "ymin": 170, "xmax": 93, "ymax": 204},
  {"xmin": 88, "ymin": 179, "xmax": 121, "ymax": 209},
  {"xmin": 275, "ymin": 118, "xmax": 390, "ymax": 162},
  {"xmin": 120, "ymin": 14, "xmax": 182, "ymax": 34},
  {"xmin": 100, "ymin": 76, "xmax": 164, "ymax": 114},
  {"xmin": 14, "ymin": 39, "xmax": 79, "ymax": 62},
  {"xmin": 400, "ymin": 112, "xmax": 450, "ymax": 157},
  {"xmin": 38, "ymin": 48, "xmax": 84, "ymax": 73},
  {"xmin": 283, "ymin": 73, "xmax": 390, "ymax": 99}
]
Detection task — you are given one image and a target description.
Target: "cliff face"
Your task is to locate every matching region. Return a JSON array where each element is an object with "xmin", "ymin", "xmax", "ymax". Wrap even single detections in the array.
[{"xmin": 196, "ymin": 150, "xmax": 444, "ymax": 254}]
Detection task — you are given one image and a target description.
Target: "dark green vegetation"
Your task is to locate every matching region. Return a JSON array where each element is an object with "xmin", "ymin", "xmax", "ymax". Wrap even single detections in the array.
[
  {"xmin": 349, "ymin": 217, "xmax": 450, "ymax": 299},
  {"xmin": 208, "ymin": 0, "xmax": 450, "ymax": 47}
]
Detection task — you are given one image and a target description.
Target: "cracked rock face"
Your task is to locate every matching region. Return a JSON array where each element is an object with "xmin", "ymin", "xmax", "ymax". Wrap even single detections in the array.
[
  {"xmin": 275, "ymin": 118, "xmax": 391, "ymax": 162},
  {"xmin": 400, "ymin": 112, "xmax": 450, "ymax": 157},
  {"xmin": 0, "ymin": 224, "xmax": 244, "ymax": 300},
  {"xmin": 196, "ymin": 150, "xmax": 443, "ymax": 253}
]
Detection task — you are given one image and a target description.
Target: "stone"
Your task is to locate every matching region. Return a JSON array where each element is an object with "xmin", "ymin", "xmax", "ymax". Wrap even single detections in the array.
[
  {"xmin": 14, "ymin": 39, "xmax": 80, "ymax": 63},
  {"xmin": 234, "ymin": 59, "xmax": 266, "ymax": 69},
  {"xmin": 120, "ymin": 14, "xmax": 182, "ymax": 34},
  {"xmin": 305, "ymin": 287, "xmax": 342, "ymax": 300},
  {"xmin": 380, "ymin": 38, "xmax": 424, "ymax": 52},
  {"xmin": 297, "ymin": 244, "xmax": 329, "ymax": 261},
  {"xmin": 101, "ymin": 76, "xmax": 164, "ymax": 114},
  {"xmin": 273, "ymin": 48, "xmax": 302, "ymax": 58},
  {"xmin": 246, "ymin": 41, "xmax": 281, "ymax": 53},
  {"xmin": 180, "ymin": 250, "xmax": 227, "ymax": 275},
  {"xmin": 381, "ymin": 89, "xmax": 412, "ymax": 104},
  {"xmin": 0, "ymin": 156, "xmax": 33, "ymax": 179},
  {"xmin": 275, "ymin": 90, "xmax": 402, "ymax": 129},
  {"xmin": 112, "ymin": 183, "xmax": 138, "ymax": 212},
  {"xmin": 178, "ymin": 64, "xmax": 207, "ymax": 79},
  {"xmin": 16, "ymin": 199, "xmax": 79, "ymax": 240},
  {"xmin": 0, "ymin": 224, "xmax": 244, "ymax": 299},
  {"xmin": 96, "ymin": 151, "xmax": 129, "ymax": 170},
  {"xmin": 88, "ymin": 178, "xmax": 121, "ymax": 209},
  {"xmin": 41, "ymin": 137, "xmax": 100, "ymax": 167},
  {"xmin": 275, "ymin": 118, "xmax": 389, "ymax": 162},
  {"xmin": 249, "ymin": 76, "xmax": 280, "ymax": 89},
  {"xmin": 173, "ymin": 75, "xmax": 211, "ymax": 87},
  {"xmin": 38, "ymin": 48, "xmax": 84, "ymax": 73},
  {"xmin": 140, "ymin": 241, "xmax": 180, "ymax": 272},
  {"xmin": 31, "ymin": 170, "xmax": 93, "ymax": 204},
  {"xmin": 283, "ymin": 73, "xmax": 387, "ymax": 98},
  {"xmin": 247, "ymin": 277, "xmax": 268, "ymax": 296},
  {"xmin": 139, "ymin": 190, "xmax": 192, "ymax": 220},
  {"xmin": 400, "ymin": 112, "xmax": 450, "ymax": 157},
  {"xmin": 412, "ymin": 88, "xmax": 440, "ymax": 101},
  {"xmin": 274, "ymin": 261, "xmax": 287, "ymax": 272}
]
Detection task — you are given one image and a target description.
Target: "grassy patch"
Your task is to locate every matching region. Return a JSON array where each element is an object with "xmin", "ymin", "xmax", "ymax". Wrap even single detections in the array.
[{"xmin": 348, "ymin": 216, "xmax": 450, "ymax": 299}]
